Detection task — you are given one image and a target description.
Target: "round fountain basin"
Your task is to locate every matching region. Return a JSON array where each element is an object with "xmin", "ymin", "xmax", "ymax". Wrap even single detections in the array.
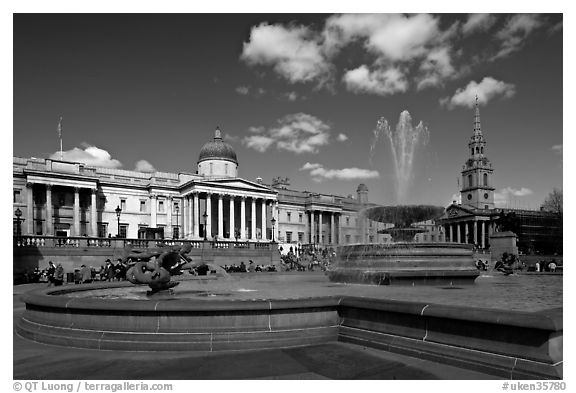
[
  {"xmin": 327, "ymin": 242, "xmax": 480, "ymax": 285},
  {"xmin": 17, "ymin": 281, "xmax": 340, "ymax": 352}
]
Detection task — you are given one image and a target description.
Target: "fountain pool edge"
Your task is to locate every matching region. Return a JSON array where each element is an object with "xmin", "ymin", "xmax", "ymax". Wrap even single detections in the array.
[{"xmin": 17, "ymin": 282, "xmax": 562, "ymax": 379}]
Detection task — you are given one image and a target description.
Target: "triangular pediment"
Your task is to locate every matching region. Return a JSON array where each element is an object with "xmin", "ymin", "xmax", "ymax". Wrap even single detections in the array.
[
  {"xmin": 439, "ymin": 204, "xmax": 476, "ymax": 220},
  {"xmin": 192, "ymin": 177, "xmax": 276, "ymax": 194}
]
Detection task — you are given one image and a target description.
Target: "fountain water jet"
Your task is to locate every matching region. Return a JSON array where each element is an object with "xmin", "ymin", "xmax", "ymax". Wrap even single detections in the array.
[{"xmin": 328, "ymin": 111, "xmax": 477, "ymax": 286}]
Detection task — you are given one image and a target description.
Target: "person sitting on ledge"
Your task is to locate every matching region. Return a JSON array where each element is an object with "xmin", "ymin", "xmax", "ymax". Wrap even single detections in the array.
[
  {"xmin": 54, "ymin": 263, "xmax": 65, "ymax": 286},
  {"xmin": 80, "ymin": 264, "xmax": 92, "ymax": 284}
]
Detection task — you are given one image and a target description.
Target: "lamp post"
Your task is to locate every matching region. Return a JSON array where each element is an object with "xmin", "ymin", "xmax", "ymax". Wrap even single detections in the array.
[
  {"xmin": 15, "ymin": 208, "xmax": 22, "ymax": 236},
  {"xmin": 203, "ymin": 211, "xmax": 208, "ymax": 241},
  {"xmin": 175, "ymin": 204, "xmax": 179, "ymax": 239},
  {"xmin": 115, "ymin": 205, "xmax": 122, "ymax": 238},
  {"xmin": 271, "ymin": 217, "xmax": 276, "ymax": 243}
]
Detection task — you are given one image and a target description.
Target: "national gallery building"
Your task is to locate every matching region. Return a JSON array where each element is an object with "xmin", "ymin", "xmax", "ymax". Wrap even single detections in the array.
[{"xmin": 13, "ymin": 128, "xmax": 394, "ymax": 247}]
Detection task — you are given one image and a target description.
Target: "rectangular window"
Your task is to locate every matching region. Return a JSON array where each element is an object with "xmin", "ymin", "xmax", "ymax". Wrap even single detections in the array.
[
  {"xmin": 369, "ymin": 220, "xmax": 373, "ymax": 228},
  {"xmin": 119, "ymin": 224, "xmax": 128, "ymax": 238},
  {"xmin": 120, "ymin": 199, "xmax": 126, "ymax": 212},
  {"xmin": 98, "ymin": 197, "xmax": 106, "ymax": 210},
  {"xmin": 98, "ymin": 223, "xmax": 108, "ymax": 238},
  {"xmin": 346, "ymin": 217, "xmax": 350, "ymax": 226},
  {"xmin": 173, "ymin": 202, "xmax": 179, "ymax": 213},
  {"xmin": 158, "ymin": 200, "xmax": 165, "ymax": 213},
  {"xmin": 140, "ymin": 200, "xmax": 146, "ymax": 213},
  {"xmin": 287, "ymin": 212, "xmax": 291, "ymax": 222},
  {"xmin": 138, "ymin": 225, "xmax": 148, "ymax": 239},
  {"xmin": 346, "ymin": 234, "xmax": 351, "ymax": 244},
  {"xmin": 369, "ymin": 235, "xmax": 374, "ymax": 243},
  {"xmin": 173, "ymin": 226, "xmax": 180, "ymax": 239},
  {"xmin": 298, "ymin": 232, "xmax": 304, "ymax": 242},
  {"xmin": 299, "ymin": 213, "xmax": 303, "ymax": 223},
  {"xmin": 13, "ymin": 190, "xmax": 21, "ymax": 203},
  {"xmin": 286, "ymin": 231, "xmax": 292, "ymax": 243}
]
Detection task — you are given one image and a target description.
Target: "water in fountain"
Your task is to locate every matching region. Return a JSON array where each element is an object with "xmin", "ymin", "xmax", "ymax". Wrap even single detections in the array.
[{"xmin": 375, "ymin": 111, "xmax": 429, "ymax": 204}]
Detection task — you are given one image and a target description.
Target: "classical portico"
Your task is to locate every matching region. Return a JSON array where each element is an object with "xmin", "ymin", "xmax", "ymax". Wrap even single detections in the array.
[
  {"xmin": 438, "ymin": 203, "xmax": 495, "ymax": 249},
  {"xmin": 180, "ymin": 178, "xmax": 277, "ymax": 241}
]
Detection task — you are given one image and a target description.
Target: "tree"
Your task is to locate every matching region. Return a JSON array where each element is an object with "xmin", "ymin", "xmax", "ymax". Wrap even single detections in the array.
[{"xmin": 541, "ymin": 188, "xmax": 563, "ymax": 215}]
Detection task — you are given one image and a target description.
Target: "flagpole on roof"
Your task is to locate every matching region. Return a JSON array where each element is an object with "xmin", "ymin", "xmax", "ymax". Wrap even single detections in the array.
[{"xmin": 57, "ymin": 116, "xmax": 63, "ymax": 160}]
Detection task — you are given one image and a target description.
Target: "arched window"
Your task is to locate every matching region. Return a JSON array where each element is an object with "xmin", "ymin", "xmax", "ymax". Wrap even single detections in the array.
[
  {"xmin": 480, "ymin": 146, "xmax": 484, "ymax": 154},
  {"xmin": 471, "ymin": 148, "xmax": 474, "ymax": 155},
  {"xmin": 475, "ymin": 147, "xmax": 479, "ymax": 154},
  {"xmin": 483, "ymin": 173, "xmax": 488, "ymax": 186},
  {"xmin": 468, "ymin": 174, "xmax": 473, "ymax": 188}
]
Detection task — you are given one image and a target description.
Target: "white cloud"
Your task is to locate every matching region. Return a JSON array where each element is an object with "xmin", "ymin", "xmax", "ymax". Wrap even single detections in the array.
[
  {"xmin": 449, "ymin": 193, "xmax": 462, "ymax": 205},
  {"xmin": 440, "ymin": 77, "xmax": 516, "ymax": 109},
  {"xmin": 325, "ymin": 14, "xmax": 443, "ymax": 62},
  {"xmin": 416, "ymin": 46, "xmax": 455, "ymax": 90},
  {"xmin": 285, "ymin": 91, "xmax": 299, "ymax": 101},
  {"xmin": 224, "ymin": 133, "xmax": 240, "ymax": 143},
  {"xmin": 551, "ymin": 144, "xmax": 562, "ymax": 155},
  {"xmin": 50, "ymin": 144, "xmax": 122, "ymax": 168},
  {"xmin": 493, "ymin": 14, "xmax": 544, "ymax": 60},
  {"xmin": 235, "ymin": 86, "xmax": 250, "ymax": 95},
  {"xmin": 241, "ymin": 23, "xmax": 332, "ymax": 84},
  {"xmin": 494, "ymin": 187, "xmax": 534, "ymax": 207},
  {"xmin": 300, "ymin": 162, "xmax": 380, "ymax": 182},
  {"xmin": 549, "ymin": 20, "xmax": 562, "ymax": 35},
  {"xmin": 134, "ymin": 160, "xmax": 156, "ymax": 173},
  {"xmin": 242, "ymin": 135, "xmax": 276, "ymax": 153},
  {"xmin": 343, "ymin": 65, "xmax": 408, "ymax": 96},
  {"xmin": 462, "ymin": 14, "xmax": 497, "ymax": 35},
  {"xmin": 337, "ymin": 133, "xmax": 348, "ymax": 142},
  {"xmin": 243, "ymin": 113, "xmax": 336, "ymax": 154}
]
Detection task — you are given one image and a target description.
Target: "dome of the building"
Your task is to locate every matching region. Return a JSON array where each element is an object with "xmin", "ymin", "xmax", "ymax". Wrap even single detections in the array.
[
  {"xmin": 198, "ymin": 127, "xmax": 238, "ymax": 164},
  {"xmin": 357, "ymin": 183, "xmax": 369, "ymax": 192}
]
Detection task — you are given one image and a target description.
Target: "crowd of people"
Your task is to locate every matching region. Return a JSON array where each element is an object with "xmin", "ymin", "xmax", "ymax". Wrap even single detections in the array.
[
  {"xmin": 222, "ymin": 261, "xmax": 277, "ymax": 273},
  {"xmin": 279, "ymin": 246, "xmax": 335, "ymax": 272}
]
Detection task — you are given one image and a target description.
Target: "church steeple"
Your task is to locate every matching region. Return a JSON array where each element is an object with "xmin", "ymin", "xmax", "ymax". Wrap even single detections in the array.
[
  {"xmin": 460, "ymin": 97, "xmax": 495, "ymax": 210},
  {"xmin": 473, "ymin": 96, "xmax": 482, "ymax": 136}
]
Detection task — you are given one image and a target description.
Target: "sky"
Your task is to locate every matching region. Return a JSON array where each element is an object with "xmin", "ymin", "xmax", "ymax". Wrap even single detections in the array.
[{"xmin": 13, "ymin": 13, "xmax": 563, "ymax": 209}]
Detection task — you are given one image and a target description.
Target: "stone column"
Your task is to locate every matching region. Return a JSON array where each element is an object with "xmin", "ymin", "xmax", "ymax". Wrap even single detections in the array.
[
  {"xmin": 473, "ymin": 220, "xmax": 478, "ymax": 246},
  {"xmin": 45, "ymin": 185, "xmax": 53, "ymax": 235},
  {"xmin": 274, "ymin": 201, "xmax": 279, "ymax": 243},
  {"xmin": 205, "ymin": 193, "xmax": 212, "ymax": 239},
  {"xmin": 456, "ymin": 223, "xmax": 461, "ymax": 243},
  {"xmin": 337, "ymin": 214, "xmax": 342, "ymax": 245},
  {"xmin": 304, "ymin": 210, "xmax": 310, "ymax": 244},
  {"xmin": 217, "ymin": 194, "xmax": 224, "ymax": 239},
  {"xmin": 240, "ymin": 196, "xmax": 246, "ymax": 240},
  {"xmin": 229, "ymin": 196, "xmax": 235, "ymax": 239},
  {"xmin": 73, "ymin": 187, "xmax": 80, "ymax": 236},
  {"xmin": 310, "ymin": 211, "xmax": 316, "ymax": 244},
  {"xmin": 464, "ymin": 222, "xmax": 469, "ymax": 244},
  {"xmin": 193, "ymin": 193, "xmax": 200, "ymax": 239},
  {"xmin": 318, "ymin": 211, "xmax": 324, "ymax": 245},
  {"xmin": 481, "ymin": 221, "xmax": 485, "ymax": 249},
  {"xmin": 150, "ymin": 194, "xmax": 157, "ymax": 228},
  {"xmin": 91, "ymin": 188, "xmax": 98, "ymax": 237},
  {"xmin": 330, "ymin": 213, "xmax": 335, "ymax": 245},
  {"xmin": 26, "ymin": 183, "xmax": 34, "ymax": 235},
  {"xmin": 251, "ymin": 198, "xmax": 257, "ymax": 240},
  {"xmin": 183, "ymin": 196, "xmax": 189, "ymax": 238},
  {"xmin": 261, "ymin": 199, "xmax": 267, "ymax": 240},
  {"xmin": 166, "ymin": 196, "xmax": 173, "ymax": 239}
]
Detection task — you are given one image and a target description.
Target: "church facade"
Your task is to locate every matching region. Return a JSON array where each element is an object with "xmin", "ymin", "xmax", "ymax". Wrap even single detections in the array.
[
  {"xmin": 13, "ymin": 128, "xmax": 391, "ymax": 247},
  {"xmin": 437, "ymin": 99, "xmax": 562, "ymax": 254}
]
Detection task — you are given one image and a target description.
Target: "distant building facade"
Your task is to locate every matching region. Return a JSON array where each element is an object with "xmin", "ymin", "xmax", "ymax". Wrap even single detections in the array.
[{"xmin": 13, "ymin": 128, "xmax": 390, "ymax": 247}]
